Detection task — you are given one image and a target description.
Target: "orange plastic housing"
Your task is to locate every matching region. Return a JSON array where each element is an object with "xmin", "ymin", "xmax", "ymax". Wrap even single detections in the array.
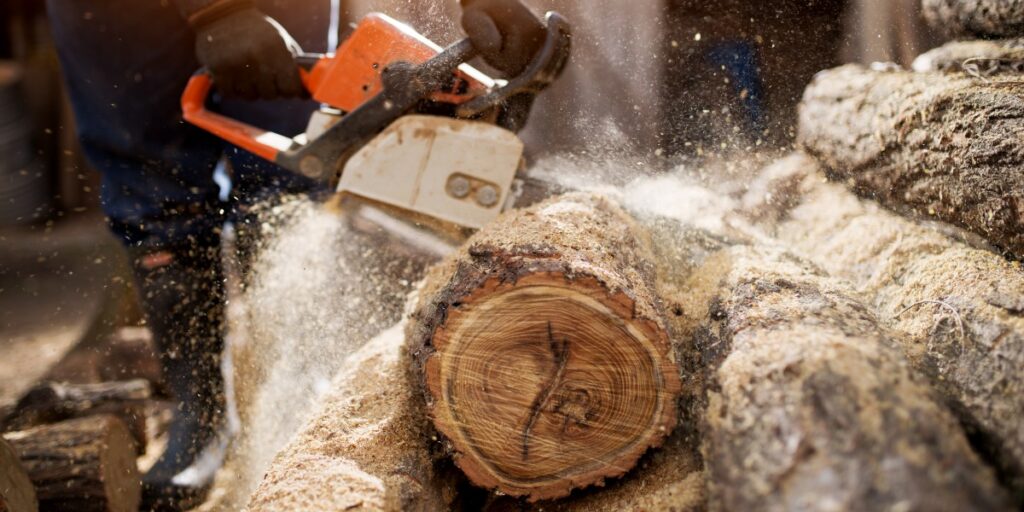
[{"xmin": 302, "ymin": 13, "xmax": 494, "ymax": 111}]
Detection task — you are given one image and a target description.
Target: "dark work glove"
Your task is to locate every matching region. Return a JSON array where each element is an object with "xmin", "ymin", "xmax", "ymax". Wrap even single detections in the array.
[
  {"xmin": 461, "ymin": 0, "xmax": 545, "ymax": 76},
  {"xmin": 190, "ymin": 2, "xmax": 305, "ymax": 100}
]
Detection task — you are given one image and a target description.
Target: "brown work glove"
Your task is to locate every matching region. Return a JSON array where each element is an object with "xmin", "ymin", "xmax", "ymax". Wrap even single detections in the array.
[
  {"xmin": 461, "ymin": 0, "xmax": 545, "ymax": 76},
  {"xmin": 189, "ymin": 0, "xmax": 305, "ymax": 100}
]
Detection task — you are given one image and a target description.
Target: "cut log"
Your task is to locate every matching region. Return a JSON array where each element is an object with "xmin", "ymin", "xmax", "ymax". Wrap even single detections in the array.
[
  {"xmin": 2, "ymin": 380, "xmax": 150, "ymax": 453},
  {"xmin": 247, "ymin": 322, "xmax": 457, "ymax": 511},
  {"xmin": 679, "ymin": 243, "xmax": 1011, "ymax": 511},
  {"xmin": 408, "ymin": 193, "xmax": 681, "ymax": 501},
  {"xmin": 3, "ymin": 415, "xmax": 140, "ymax": 512},
  {"xmin": 797, "ymin": 64, "xmax": 1024, "ymax": 258},
  {"xmin": 923, "ymin": 0, "xmax": 1024, "ymax": 38},
  {"xmin": 745, "ymin": 152, "xmax": 1024, "ymax": 502},
  {"xmin": 0, "ymin": 437, "xmax": 37, "ymax": 512},
  {"xmin": 913, "ymin": 38, "xmax": 1024, "ymax": 73}
]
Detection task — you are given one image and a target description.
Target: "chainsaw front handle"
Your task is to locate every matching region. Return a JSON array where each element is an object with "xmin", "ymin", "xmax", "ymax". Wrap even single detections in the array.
[{"xmin": 181, "ymin": 71, "xmax": 297, "ymax": 161}]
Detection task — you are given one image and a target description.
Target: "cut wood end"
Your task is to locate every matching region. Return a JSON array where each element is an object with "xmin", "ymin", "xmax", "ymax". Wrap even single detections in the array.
[{"xmin": 425, "ymin": 273, "xmax": 680, "ymax": 500}]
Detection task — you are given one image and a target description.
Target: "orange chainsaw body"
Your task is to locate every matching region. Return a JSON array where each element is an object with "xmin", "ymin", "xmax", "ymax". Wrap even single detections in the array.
[
  {"xmin": 303, "ymin": 14, "xmax": 494, "ymax": 111},
  {"xmin": 181, "ymin": 14, "xmax": 495, "ymax": 161}
]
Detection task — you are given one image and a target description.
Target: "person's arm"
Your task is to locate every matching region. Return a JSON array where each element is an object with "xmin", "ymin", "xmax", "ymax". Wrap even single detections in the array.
[
  {"xmin": 174, "ymin": 0, "xmax": 305, "ymax": 100},
  {"xmin": 460, "ymin": 0, "xmax": 545, "ymax": 76}
]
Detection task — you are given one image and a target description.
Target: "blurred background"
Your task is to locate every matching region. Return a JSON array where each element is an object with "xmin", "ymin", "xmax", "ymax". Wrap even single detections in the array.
[{"xmin": 0, "ymin": 0, "xmax": 940, "ymax": 406}]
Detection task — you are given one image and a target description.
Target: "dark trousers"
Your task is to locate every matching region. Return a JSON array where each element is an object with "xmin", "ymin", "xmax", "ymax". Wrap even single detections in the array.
[{"xmin": 47, "ymin": 0, "xmax": 333, "ymax": 249}]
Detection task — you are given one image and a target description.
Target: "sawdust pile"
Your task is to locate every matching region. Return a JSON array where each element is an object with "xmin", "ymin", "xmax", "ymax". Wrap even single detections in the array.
[{"xmin": 210, "ymin": 196, "xmax": 435, "ymax": 509}]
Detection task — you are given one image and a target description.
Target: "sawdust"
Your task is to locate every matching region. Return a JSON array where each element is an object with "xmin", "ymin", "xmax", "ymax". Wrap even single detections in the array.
[
  {"xmin": 246, "ymin": 321, "xmax": 454, "ymax": 511},
  {"xmin": 209, "ymin": 195, "xmax": 437, "ymax": 509}
]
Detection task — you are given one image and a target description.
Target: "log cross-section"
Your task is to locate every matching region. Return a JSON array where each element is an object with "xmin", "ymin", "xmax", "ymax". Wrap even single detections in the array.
[{"xmin": 410, "ymin": 193, "xmax": 681, "ymax": 501}]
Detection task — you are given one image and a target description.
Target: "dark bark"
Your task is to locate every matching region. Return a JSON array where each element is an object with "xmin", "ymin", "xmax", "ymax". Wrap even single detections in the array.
[
  {"xmin": 3, "ymin": 415, "xmax": 140, "ymax": 512},
  {"xmin": 798, "ymin": 64, "xmax": 1024, "ymax": 258},
  {"xmin": 923, "ymin": 0, "xmax": 1024, "ymax": 38}
]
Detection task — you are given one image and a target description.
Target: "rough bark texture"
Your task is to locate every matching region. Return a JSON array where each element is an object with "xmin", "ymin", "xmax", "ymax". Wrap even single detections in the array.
[
  {"xmin": 745, "ymin": 152, "xmax": 1024, "ymax": 501},
  {"xmin": 913, "ymin": 38, "xmax": 1024, "ymax": 73},
  {"xmin": 681, "ymin": 244, "xmax": 1011, "ymax": 511},
  {"xmin": 246, "ymin": 323, "xmax": 458, "ymax": 512},
  {"xmin": 923, "ymin": 0, "xmax": 1024, "ymax": 38},
  {"xmin": 1, "ymin": 380, "xmax": 150, "ymax": 453},
  {"xmin": 3, "ymin": 415, "xmax": 140, "ymax": 512},
  {"xmin": 0, "ymin": 437, "xmax": 37, "ymax": 512},
  {"xmin": 798, "ymin": 64, "xmax": 1024, "ymax": 258},
  {"xmin": 408, "ymin": 193, "xmax": 680, "ymax": 501}
]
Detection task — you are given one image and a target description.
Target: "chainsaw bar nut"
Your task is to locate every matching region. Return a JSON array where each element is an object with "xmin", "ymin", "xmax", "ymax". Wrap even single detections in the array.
[
  {"xmin": 476, "ymin": 185, "xmax": 499, "ymax": 207},
  {"xmin": 447, "ymin": 175, "xmax": 472, "ymax": 198}
]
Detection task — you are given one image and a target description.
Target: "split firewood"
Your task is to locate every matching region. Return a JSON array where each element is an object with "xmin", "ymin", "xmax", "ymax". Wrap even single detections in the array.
[
  {"xmin": 0, "ymin": 437, "xmax": 37, "ymax": 512},
  {"xmin": 913, "ymin": 38, "xmax": 1024, "ymax": 73},
  {"xmin": 1, "ymin": 380, "xmax": 150, "ymax": 453},
  {"xmin": 3, "ymin": 415, "xmax": 140, "ymax": 512},
  {"xmin": 407, "ymin": 192, "xmax": 681, "ymax": 501},
  {"xmin": 676, "ymin": 242, "xmax": 1012, "ymax": 511},
  {"xmin": 246, "ymin": 322, "xmax": 458, "ymax": 512},
  {"xmin": 744, "ymin": 152, "xmax": 1024, "ymax": 501},
  {"xmin": 797, "ymin": 64, "xmax": 1024, "ymax": 258},
  {"xmin": 922, "ymin": 0, "xmax": 1024, "ymax": 38}
]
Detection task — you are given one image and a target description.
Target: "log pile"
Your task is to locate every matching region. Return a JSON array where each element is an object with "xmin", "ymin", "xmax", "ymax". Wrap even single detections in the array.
[
  {"xmin": 250, "ymin": 186, "xmax": 1023, "ymax": 510},
  {"xmin": 240, "ymin": 3, "xmax": 1024, "ymax": 509},
  {"xmin": 3, "ymin": 415, "xmax": 140, "ymax": 512},
  {"xmin": 744, "ymin": 153, "xmax": 1024, "ymax": 500},
  {"xmin": 798, "ymin": 64, "xmax": 1024, "ymax": 258}
]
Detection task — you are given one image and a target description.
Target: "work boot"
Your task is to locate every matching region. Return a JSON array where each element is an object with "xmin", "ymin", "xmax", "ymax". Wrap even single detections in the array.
[{"xmin": 130, "ymin": 239, "xmax": 228, "ymax": 511}]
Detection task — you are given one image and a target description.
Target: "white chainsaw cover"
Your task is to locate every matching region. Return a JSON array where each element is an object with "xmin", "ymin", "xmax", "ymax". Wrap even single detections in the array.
[{"xmin": 338, "ymin": 115, "xmax": 523, "ymax": 229}]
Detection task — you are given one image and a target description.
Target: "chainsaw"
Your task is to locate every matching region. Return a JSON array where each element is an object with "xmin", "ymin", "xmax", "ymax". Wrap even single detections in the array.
[{"xmin": 181, "ymin": 11, "xmax": 570, "ymax": 230}]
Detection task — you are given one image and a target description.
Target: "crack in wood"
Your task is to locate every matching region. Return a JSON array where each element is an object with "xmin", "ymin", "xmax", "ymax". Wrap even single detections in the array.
[{"xmin": 521, "ymin": 321, "xmax": 570, "ymax": 461}]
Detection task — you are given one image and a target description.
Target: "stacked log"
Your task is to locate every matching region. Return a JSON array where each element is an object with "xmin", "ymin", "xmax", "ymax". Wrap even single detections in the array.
[
  {"xmin": 407, "ymin": 193, "xmax": 681, "ymax": 501},
  {"xmin": 922, "ymin": 0, "xmax": 1024, "ymax": 38},
  {"xmin": 0, "ymin": 438, "xmax": 37, "ymax": 512},
  {"xmin": 744, "ymin": 152, "xmax": 1024, "ymax": 500},
  {"xmin": 3, "ymin": 415, "xmax": 140, "ymax": 512},
  {"xmin": 252, "ymin": 191, "xmax": 1022, "ymax": 509},
  {"xmin": 797, "ymin": 64, "xmax": 1024, "ymax": 258},
  {"xmin": 2, "ymin": 380, "xmax": 151, "ymax": 453}
]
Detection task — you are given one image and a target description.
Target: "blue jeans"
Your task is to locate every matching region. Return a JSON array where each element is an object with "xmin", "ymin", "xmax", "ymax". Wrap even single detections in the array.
[{"xmin": 47, "ymin": 0, "xmax": 332, "ymax": 249}]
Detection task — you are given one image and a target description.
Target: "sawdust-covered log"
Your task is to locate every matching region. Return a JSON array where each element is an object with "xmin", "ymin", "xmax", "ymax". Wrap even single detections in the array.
[
  {"xmin": 681, "ymin": 243, "xmax": 1011, "ymax": 511},
  {"xmin": 3, "ymin": 415, "xmax": 140, "ymax": 512},
  {"xmin": 745, "ymin": 152, "xmax": 1024, "ymax": 501},
  {"xmin": 798, "ymin": 64, "xmax": 1024, "ymax": 258},
  {"xmin": 913, "ymin": 38, "xmax": 1024, "ymax": 73},
  {"xmin": 1, "ymin": 380, "xmax": 150, "ymax": 453},
  {"xmin": 247, "ymin": 322, "xmax": 457, "ymax": 511},
  {"xmin": 0, "ymin": 437, "xmax": 37, "ymax": 512},
  {"xmin": 408, "ymin": 192, "xmax": 681, "ymax": 501},
  {"xmin": 923, "ymin": 0, "xmax": 1024, "ymax": 38}
]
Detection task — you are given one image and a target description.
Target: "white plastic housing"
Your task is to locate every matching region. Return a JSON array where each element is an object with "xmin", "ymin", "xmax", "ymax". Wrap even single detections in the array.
[{"xmin": 337, "ymin": 115, "xmax": 523, "ymax": 229}]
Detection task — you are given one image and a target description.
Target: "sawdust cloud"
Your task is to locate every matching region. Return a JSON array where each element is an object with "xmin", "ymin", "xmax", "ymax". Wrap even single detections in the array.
[{"xmin": 209, "ymin": 196, "xmax": 434, "ymax": 509}]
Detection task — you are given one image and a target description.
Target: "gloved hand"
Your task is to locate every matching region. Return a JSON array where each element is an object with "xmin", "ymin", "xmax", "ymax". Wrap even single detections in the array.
[
  {"xmin": 461, "ymin": 0, "xmax": 545, "ymax": 76},
  {"xmin": 190, "ymin": 2, "xmax": 305, "ymax": 100}
]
